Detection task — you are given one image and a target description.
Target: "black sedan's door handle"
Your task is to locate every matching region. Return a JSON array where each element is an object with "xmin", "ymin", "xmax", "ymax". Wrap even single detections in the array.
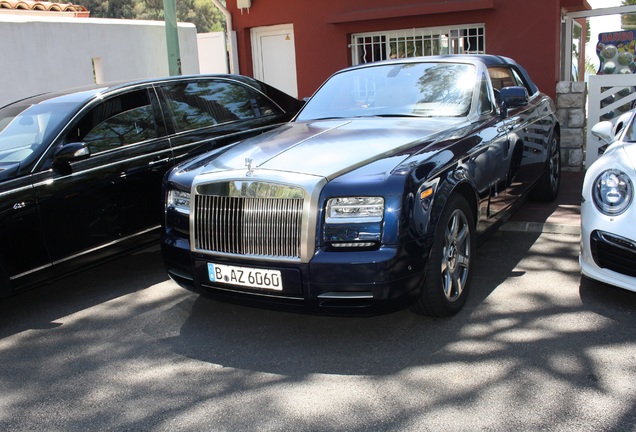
[{"xmin": 149, "ymin": 157, "xmax": 171, "ymax": 169}]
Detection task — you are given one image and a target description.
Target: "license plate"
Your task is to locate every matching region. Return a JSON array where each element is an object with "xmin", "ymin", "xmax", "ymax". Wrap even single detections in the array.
[{"xmin": 207, "ymin": 263, "xmax": 283, "ymax": 291}]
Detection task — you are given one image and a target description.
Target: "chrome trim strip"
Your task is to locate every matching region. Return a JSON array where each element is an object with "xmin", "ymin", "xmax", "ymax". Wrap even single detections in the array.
[
  {"xmin": 8, "ymin": 263, "xmax": 52, "ymax": 281},
  {"xmin": 30, "ymin": 148, "xmax": 173, "ymax": 190},
  {"xmin": 0, "ymin": 183, "xmax": 33, "ymax": 199}
]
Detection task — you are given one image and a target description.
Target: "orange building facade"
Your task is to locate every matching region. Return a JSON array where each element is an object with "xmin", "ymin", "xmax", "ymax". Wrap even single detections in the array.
[{"xmin": 227, "ymin": 0, "xmax": 591, "ymax": 100}]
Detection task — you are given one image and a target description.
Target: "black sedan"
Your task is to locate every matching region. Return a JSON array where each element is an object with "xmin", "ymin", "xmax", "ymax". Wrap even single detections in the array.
[
  {"xmin": 162, "ymin": 55, "xmax": 561, "ymax": 316},
  {"xmin": 0, "ymin": 75, "xmax": 301, "ymax": 296}
]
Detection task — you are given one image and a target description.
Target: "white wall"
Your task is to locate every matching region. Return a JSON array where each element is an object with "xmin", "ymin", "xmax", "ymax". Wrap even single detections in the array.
[
  {"xmin": 0, "ymin": 14, "xmax": 200, "ymax": 107},
  {"xmin": 197, "ymin": 32, "xmax": 228, "ymax": 74}
]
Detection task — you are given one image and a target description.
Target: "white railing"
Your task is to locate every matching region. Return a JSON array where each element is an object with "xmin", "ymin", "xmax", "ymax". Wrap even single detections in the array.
[{"xmin": 587, "ymin": 74, "xmax": 636, "ymax": 167}]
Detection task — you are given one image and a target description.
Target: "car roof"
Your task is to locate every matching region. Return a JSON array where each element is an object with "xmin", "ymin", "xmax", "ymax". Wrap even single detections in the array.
[{"xmin": 0, "ymin": 74, "xmax": 263, "ymax": 109}]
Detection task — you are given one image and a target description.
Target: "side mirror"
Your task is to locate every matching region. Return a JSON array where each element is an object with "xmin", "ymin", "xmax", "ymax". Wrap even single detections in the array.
[
  {"xmin": 54, "ymin": 142, "xmax": 91, "ymax": 164},
  {"xmin": 591, "ymin": 121, "xmax": 614, "ymax": 145},
  {"xmin": 499, "ymin": 86, "xmax": 529, "ymax": 118}
]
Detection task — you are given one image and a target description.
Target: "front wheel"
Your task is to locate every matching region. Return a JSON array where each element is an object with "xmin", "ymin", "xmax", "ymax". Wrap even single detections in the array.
[{"xmin": 411, "ymin": 194, "xmax": 475, "ymax": 317}]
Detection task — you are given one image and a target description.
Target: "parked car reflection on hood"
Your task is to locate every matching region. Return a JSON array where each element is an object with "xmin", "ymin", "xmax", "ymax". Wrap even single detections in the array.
[
  {"xmin": 162, "ymin": 55, "xmax": 561, "ymax": 317},
  {"xmin": 0, "ymin": 74, "xmax": 302, "ymax": 296}
]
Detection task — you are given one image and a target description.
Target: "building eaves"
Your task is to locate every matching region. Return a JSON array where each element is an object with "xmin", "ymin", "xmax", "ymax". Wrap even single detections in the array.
[{"xmin": 0, "ymin": 0, "xmax": 89, "ymax": 17}]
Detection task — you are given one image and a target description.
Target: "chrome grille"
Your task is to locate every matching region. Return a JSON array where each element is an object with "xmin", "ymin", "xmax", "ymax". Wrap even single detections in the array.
[{"xmin": 194, "ymin": 194, "xmax": 304, "ymax": 259}]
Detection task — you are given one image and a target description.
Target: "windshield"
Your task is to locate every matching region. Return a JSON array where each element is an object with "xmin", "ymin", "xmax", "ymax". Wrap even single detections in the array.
[
  {"xmin": 296, "ymin": 62, "xmax": 476, "ymax": 122},
  {"xmin": 0, "ymin": 99, "xmax": 83, "ymax": 165}
]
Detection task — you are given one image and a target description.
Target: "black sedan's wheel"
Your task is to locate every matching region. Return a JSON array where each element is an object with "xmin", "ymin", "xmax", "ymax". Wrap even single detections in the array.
[
  {"xmin": 411, "ymin": 194, "xmax": 475, "ymax": 317},
  {"xmin": 530, "ymin": 131, "xmax": 561, "ymax": 202}
]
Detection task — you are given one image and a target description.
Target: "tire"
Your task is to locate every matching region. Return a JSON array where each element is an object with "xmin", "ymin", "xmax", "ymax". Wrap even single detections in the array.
[
  {"xmin": 530, "ymin": 131, "xmax": 561, "ymax": 202},
  {"xmin": 411, "ymin": 194, "xmax": 475, "ymax": 317}
]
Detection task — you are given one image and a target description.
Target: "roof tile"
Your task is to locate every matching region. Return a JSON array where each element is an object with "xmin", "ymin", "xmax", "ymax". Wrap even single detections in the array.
[{"xmin": 0, "ymin": 0, "xmax": 89, "ymax": 16}]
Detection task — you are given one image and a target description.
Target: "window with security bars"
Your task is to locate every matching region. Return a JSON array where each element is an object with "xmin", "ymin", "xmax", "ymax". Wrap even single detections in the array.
[{"xmin": 351, "ymin": 25, "xmax": 485, "ymax": 65}]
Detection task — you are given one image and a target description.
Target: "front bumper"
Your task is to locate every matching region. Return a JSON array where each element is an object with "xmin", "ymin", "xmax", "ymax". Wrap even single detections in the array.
[
  {"xmin": 161, "ymin": 229, "xmax": 428, "ymax": 315},
  {"xmin": 580, "ymin": 201, "xmax": 636, "ymax": 293}
]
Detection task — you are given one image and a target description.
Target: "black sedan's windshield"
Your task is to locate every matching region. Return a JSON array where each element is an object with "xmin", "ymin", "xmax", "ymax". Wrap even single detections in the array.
[
  {"xmin": 296, "ymin": 62, "xmax": 476, "ymax": 122},
  {"xmin": 0, "ymin": 93, "xmax": 93, "ymax": 165}
]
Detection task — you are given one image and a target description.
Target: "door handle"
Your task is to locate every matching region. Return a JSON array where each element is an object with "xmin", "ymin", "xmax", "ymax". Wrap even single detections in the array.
[
  {"xmin": 149, "ymin": 157, "xmax": 171, "ymax": 167},
  {"xmin": 149, "ymin": 158, "xmax": 172, "ymax": 171}
]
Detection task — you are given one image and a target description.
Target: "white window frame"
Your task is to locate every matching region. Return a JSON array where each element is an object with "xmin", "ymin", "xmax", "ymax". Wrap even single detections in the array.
[{"xmin": 350, "ymin": 24, "xmax": 486, "ymax": 65}]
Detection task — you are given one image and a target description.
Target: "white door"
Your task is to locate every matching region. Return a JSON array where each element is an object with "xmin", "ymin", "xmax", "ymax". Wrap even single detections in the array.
[{"xmin": 251, "ymin": 24, "xmax": 298, "ymax": 98}]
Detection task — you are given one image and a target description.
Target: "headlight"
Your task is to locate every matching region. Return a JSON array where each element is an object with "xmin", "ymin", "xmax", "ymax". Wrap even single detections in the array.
[
  {"xmin": 326, "ymin": 197, "xmax": 384, "ymax": 223},
  {"xmin": 592, "ymin": 169, "xmax": 633, "ymax": 215},
  {"xmin": 167, "ymin": 189, "xmax": 191, "ymax": 214}
]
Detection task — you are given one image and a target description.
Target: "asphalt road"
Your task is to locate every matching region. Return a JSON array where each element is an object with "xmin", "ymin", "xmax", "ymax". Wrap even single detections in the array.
[{"xmin": 0, "ymin": 230, "xmax": 635, "ymax": 431}]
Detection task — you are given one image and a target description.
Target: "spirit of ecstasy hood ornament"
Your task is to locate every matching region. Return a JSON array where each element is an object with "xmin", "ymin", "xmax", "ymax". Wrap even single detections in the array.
[{"xmin": 245, "ymin": 157, "xmax": 254, "ymax": 177}]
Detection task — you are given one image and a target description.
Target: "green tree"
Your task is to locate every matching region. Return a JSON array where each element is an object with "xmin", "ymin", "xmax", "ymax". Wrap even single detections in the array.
[
  {"xmin": 81, "ymin": 0, "xmax": 226, "ymax": 33},
  {"xmin": 622, "ymin": 0, "xmax": 636, "ymax": 30}
]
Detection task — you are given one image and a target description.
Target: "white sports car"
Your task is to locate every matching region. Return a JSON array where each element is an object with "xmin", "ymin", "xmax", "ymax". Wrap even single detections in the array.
[{"xmin": 581, "ymin": 112, "xmax": 636, "ymax": 292}]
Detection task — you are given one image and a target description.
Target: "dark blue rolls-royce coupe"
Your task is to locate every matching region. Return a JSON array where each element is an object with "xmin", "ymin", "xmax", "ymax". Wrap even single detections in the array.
[{"xmin": 161, "ymin": 55, "xmax": 561, "ymax": 316}]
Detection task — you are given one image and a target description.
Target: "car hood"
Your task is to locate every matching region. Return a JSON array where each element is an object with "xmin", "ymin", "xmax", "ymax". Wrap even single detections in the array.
[{"xmin": 200, "ymin": 117, "xmax": 468, "ymax": 180}]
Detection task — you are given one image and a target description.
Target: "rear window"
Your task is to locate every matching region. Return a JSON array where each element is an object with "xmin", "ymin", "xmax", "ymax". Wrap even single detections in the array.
[{"xmin": 161, "ymin": 80, "xmax": 279, "ymax": 133}]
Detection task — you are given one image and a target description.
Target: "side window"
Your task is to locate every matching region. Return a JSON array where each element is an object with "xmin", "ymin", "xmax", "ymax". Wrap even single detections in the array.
[
  {"xmin": 487, "ymin": 67, "xmax": 522, "ymax": 92},
  {"xmin": 476, "ymin": 72, "xmax": 495, "ymax": 116},
  {"xmin": 488, "ymin": 66, "xmax": 532, "ymax": 94},
  {"xmin": 510, "ymin": 68, "xmax": 531, "ymax": 93},
  {"xmin": 71, "ymin": 90, "xmax": 157, "ymax": 154},
  {"xmin": 161, "ymin": 80, "xmax": 279, "ymax": 133}
]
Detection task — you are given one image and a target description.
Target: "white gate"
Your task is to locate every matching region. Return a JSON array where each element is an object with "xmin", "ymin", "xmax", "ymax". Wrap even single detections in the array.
[
  {"xmin": 197, "ymin": 32, "xmax": 229, "ymax": 74},
  {"xmin": 251, "ymin": 24, "xmax": 298, "ymax": 98},
  {"xmin": 587, "ymin": 74, "xmax": 636, "ymax": 168}
]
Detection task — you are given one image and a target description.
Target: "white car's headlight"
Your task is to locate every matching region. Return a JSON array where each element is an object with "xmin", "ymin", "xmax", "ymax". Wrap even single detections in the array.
[
  {"xmin": 592, "ymin": 169, "xmax": 633, "ymax": 215},
  {"xmin": 326, "ymin": 197, "xmax": 384, "ymax": 223},
  {"xmin": 168, "ymin": 189, "xmax": 191, "ymax": 214}
]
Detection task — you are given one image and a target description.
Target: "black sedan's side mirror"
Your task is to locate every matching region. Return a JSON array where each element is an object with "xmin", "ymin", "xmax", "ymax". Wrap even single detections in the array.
[
  {"xmin": 499, "ymin": 86, "xmax": 529, "ymax": 118},
  {"xmin": 54, "ymin": 142, "xmax": 91, "ymax": 164}
]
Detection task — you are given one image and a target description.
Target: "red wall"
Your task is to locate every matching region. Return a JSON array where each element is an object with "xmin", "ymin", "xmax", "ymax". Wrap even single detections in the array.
[{"xmin": 228, "ymin": 0, "xmax": 588, "ymax": 100}]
